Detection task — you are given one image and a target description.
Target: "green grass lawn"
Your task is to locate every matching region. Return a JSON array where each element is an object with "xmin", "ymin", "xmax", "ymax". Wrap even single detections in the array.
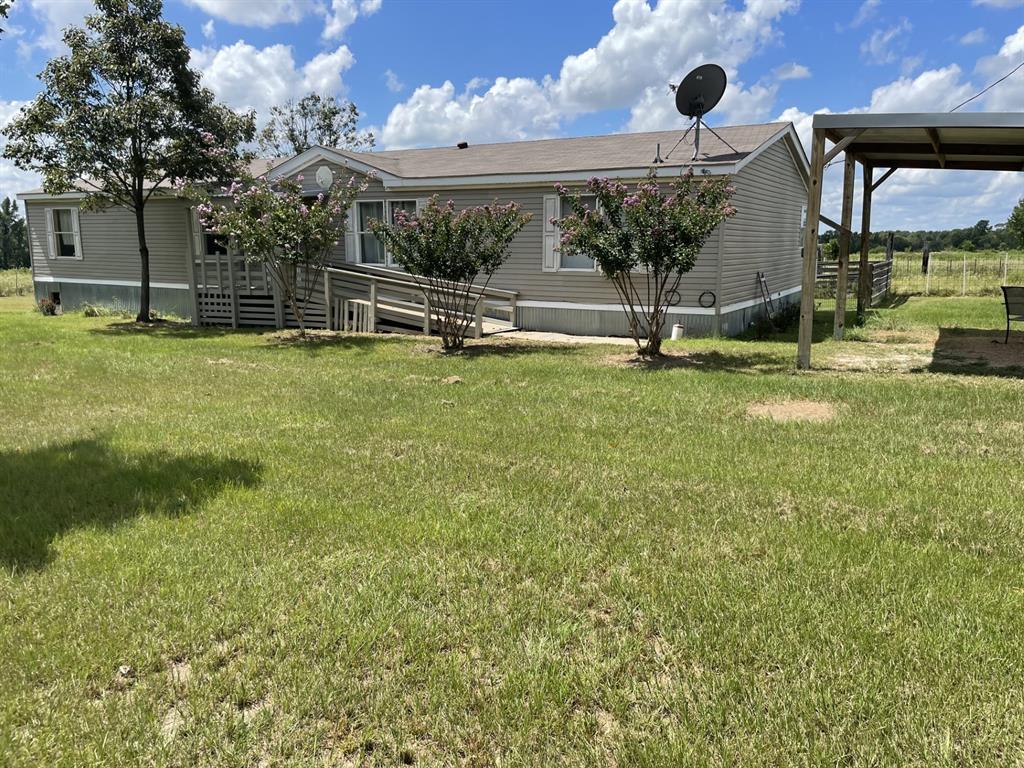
[{"xmin": 2, "ymin": 295, "xmax": 1023, "ymax": 767}]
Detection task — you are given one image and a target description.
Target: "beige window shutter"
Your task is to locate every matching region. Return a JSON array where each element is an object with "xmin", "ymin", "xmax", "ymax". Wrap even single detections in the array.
[
  {"xmin": 44, "ymin": 207, "xmax": 55, "ymax": 259},
  {"xmin": 70, "ymin": 208, "xmax": 83, "ymax": 259},
  {"xmin": 344, "ymin": 206, "xmax": 358, "ymax": 263},
  {"xmin": 542, "ymin": 194, "xmax": 558, "ymax": 272}
]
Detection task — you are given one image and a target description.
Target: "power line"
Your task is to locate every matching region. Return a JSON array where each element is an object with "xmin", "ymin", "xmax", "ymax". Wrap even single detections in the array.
[{"xmin": 951, "ymin": 58, "xmax": 1024, "ymax": 112}]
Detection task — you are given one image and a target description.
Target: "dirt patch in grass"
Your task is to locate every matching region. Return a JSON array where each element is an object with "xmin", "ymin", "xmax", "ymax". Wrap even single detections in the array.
[
  {"xmin": 829, "ymin": 344, "xmax": 934, "ymax": 373},
  {"xmin": 746, "ymin": 399, "xmax": 837, "ymax": 423}
]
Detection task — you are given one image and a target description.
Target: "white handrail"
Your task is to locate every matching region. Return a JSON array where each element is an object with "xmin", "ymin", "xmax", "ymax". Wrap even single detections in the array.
[{"xmin": 326, "ymin": 262, "xmax": 519, "ymax": 301}]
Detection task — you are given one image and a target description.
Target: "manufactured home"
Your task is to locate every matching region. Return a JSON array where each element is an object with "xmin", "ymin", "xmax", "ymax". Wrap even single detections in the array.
[{"xmin": 19, "ymin": 121, "xmax": 809, "ymax": 337}]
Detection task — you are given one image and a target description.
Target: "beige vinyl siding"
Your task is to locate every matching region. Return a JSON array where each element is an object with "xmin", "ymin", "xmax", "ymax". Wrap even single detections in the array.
[
  {"xmin": 720, "ymin": 139, "xmax": 806, "ymax": 305},
  {"xmin": 28, "ymin": 199, "xmax": 193, "ymax": 286},
  {"xmin": 287, "ymin": 162, "xmax": 720, "ymax": 307}
]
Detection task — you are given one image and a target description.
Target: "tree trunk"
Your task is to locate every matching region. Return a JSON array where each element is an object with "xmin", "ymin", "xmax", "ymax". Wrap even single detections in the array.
[{"xmin": 134, "ymin": 205, "xmax": 150, "ymax": 322}]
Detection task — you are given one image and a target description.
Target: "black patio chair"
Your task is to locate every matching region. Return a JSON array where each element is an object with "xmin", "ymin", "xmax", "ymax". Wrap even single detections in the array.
[{"xmin": 1002, "ymin": 286, "xmax": 1024, "ymax": 344}]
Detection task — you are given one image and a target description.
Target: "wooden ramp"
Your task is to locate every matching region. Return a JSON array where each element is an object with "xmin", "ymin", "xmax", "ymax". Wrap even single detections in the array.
[{"xmin": 193, "ymin": 256, "xmax": 518, "ymax": 337}]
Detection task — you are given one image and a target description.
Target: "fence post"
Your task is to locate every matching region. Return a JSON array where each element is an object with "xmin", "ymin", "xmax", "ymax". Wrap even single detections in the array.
[
  {"xmin": 474, "ymin": 297, "xmax": 484, "ymax": 339},
  {"xmin": 422, "ymin": 294, "xmax": 431, "ymax": 335},
  {"xmin": 1003, "ymin": 252, "xmax": 1009, "ymax": 286},
  {"xmin": 962, "ymin": 253, "xmax": 967, "ymax": 296},
  {"xmin": 924, "ymin": 255, "xmax": 931, "ymax": 295}
]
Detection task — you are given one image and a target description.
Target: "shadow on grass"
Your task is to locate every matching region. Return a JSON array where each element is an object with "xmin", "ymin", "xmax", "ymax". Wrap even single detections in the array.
[
  {"xmin": 89, "ymin": 320, "xmax": 255, "ymax": 340},
  {"xmin": 262, "ymin": 330, "xmax": 412, "ymax": 355},
  {"xmin": 928, "ymin": 327, "xmax": 1024, "ymax": 379},
  {"xmin": 448, "ymin": 340, "xmax": 589, "ymax": 359},
  {"xmin": 871, "ymin": 294, "xmax": 910, "ymax": 310},
  {"xmin": 610, "ymin": 349, "xmax": 789, "ymax": 374},
  {"xmin": 0, "ymin": 438, "xmax": 261, "ymax": 572}
]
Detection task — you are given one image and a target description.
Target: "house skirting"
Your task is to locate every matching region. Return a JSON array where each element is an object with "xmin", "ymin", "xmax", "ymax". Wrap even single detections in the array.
[
  {"xmin": 34, "ymin": 279, "xmax": 194, "ymax": 319},
  {"xmin": 515, "ymin": 289, "xmax": 801, "ymax": 337}
]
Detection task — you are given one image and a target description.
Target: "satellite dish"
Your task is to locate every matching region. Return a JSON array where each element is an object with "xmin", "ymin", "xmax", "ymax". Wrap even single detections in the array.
[
  {"xmin": 662, "ymin": 63, "xmax": 737, "ymax": 163},
  {"xmin": 674, "ymin": 63, "xmax": 727, "ymax": 119}
]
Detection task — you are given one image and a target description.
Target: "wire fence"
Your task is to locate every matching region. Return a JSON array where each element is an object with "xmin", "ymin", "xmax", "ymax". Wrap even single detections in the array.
[
  {"xmin": 0, "ymin": 268, "xmax": 33, "ymax": 298},
  {"xmin": 890, "ymin": 250, "xmax": 1024, "ymax": 296}
]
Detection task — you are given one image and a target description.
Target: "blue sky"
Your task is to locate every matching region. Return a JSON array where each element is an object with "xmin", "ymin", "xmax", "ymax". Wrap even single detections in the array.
[{"xmin": 1, "ymin": 0, "xmax": 1022, "ymax": 230}]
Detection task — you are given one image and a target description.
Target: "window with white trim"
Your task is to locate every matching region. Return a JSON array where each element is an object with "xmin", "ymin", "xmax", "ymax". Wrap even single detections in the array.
[
  {"xmin": 50, "ymin": 208, "xmax": 82, "ymax": 259},
  {"xmin": 356, "ymin": 200, "xmax": 417, "ymax": 265},
  {"xmin": 558, "ymin": 195, "xmax": 597, "ymax": 271}
]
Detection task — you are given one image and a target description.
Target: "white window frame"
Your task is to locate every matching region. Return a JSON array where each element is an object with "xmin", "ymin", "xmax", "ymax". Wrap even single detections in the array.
[
  {"xmin": 354, "ymin": 199, "xmax": 418, "ymax": 267},
  {"xmin": 555, "ymin": 196, "xmax": 599, "ymax": 273},
  {"xmin": 46, "ymin": 206, "xmax": 83, "ymax": 260}
]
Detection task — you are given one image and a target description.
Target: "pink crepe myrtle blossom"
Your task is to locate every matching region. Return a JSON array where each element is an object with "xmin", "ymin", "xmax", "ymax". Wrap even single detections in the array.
[
  {"xmin": 195, "ymin": 173, "xmax": 367, "ymax": 336},
  {"xmin": 554, "ymin": 168, "xmax": 735, "ymax": 356}
]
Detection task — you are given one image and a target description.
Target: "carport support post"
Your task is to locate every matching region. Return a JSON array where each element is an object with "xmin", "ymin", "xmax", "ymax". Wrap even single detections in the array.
[
  {"xmin": 856, "ymin": 164, "xmax": 873, "ymax": 323},
  {"xmin": 833, "ymin": 153, "xmax": 856, "ymax": 340},
  {"xmin": 797, "ymin": 127, "xmax": 826, "ymax": 370}
]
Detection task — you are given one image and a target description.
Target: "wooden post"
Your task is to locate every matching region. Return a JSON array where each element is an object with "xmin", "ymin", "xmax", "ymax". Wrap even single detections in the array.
[
  {"xmin": 833, "ymin": 153, "xmax": 856, "ymax": 341},
  {"xmin": 856, "ymin": 164, "xmax": 873, "ymax": 323},
  {"xmin": 324, "ymin": 272, "xmax": 333, "ymax": 330},
  {"xmin": 422, "ymin": 294, "xmax": 431, "ymax": 335},
  {"xmin": 962, "ymin": 253, "xmax": 968, "ymax": 296},
  {"xmin": 797, "ymin": 126, "xmax": 827, "ymax": 370},
  {"xmin": 474, "ymin": 298, "xmax": 484, "ymax": 339},
  {"xmin": 368, "ymin": 278, "xmax": 377, "ymax": 333}
]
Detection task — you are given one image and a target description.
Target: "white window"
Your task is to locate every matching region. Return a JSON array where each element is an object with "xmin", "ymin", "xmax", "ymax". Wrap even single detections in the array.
[
  {"xmin": 355, "ymin": 200, "xmax": 417, "ymax": 265},
  {"xmin": 558, "ymin": 196, "xmax": 598, "ymax": 271},
  {"xmin": 47, "ymin": 207, "xmax": 82, "ymax": 260}
]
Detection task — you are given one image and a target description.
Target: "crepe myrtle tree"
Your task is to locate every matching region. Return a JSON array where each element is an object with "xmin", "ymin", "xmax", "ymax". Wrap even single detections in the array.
[
  {"xmin": 556, "ymin": 171, "xmax": 736, "ymax": 356},
  {"xmin": 197, "ymin": 174, "xmax": 366, "ymax": 336},
  {"xmin": 2, "ymin": 0, "xmax": 255, "ymax": 322},
  {"xmin": 370, "ymin": 196, "xmax": 531, "ymax": 351}
]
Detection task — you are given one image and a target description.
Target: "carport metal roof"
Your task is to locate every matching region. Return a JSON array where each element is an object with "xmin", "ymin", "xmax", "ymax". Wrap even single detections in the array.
[{"xmin": 796, "ymin": 112, "xmax": 1024, "ymax": 370}]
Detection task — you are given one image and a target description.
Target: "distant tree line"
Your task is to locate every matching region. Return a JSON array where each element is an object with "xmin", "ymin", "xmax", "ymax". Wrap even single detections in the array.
[
  {"xmin": 820, "ymin": 204, "xmax": 1024, "ymax": 257},
  {"xmin": 0, "ymin": 197, "xmax": 29, "ymax": 269}
]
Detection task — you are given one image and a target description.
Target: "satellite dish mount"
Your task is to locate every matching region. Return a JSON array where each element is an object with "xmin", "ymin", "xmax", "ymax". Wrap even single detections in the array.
[{"xmin": 670, "ymin": 63, "xmax": 739, "ymax": 162}]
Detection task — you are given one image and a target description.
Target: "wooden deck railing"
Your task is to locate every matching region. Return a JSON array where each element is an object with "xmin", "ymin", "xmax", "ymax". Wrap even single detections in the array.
[{"xmin": 323, "ymin": 265, "xmax": 518, "ymax": 336}]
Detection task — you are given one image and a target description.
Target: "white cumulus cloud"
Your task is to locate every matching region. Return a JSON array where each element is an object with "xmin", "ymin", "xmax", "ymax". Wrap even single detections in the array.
[
  {"xmin": 384, "ymin": 69, "xmax": 404, "ymax": 93},
  {"xmin": 14, "ymin": 0, "xmax": 93, "ymax": 54},
  {"xmin": 190, "ymin": 42, "xmax": 355, "ymax": 123},
  {"xmin": 959, "ymin": 27, "xmax": 987, "ymax": 45},
  {"xmin": 0, "ymin": 100, "xmax": 43, "ymax": 205},
  {"xmin": 774, "ymin": 62, "xmax": 811, "ymax": 80},
  {"xmin": 182, "ymin": 0, "xmax": 313, "ymax": 27},
  {"xmin": 861, "ymin": 19, "xmax": 913, "ymax": 64},
  {"xmin": 381, "ymin": 0, "xmax": 798, "ymax": 149}
]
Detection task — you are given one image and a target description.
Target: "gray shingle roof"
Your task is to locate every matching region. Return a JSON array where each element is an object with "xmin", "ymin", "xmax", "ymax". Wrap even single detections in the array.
[{"xmin": 329, "ymin": 122, "xmax": 789, "ymax": 179}]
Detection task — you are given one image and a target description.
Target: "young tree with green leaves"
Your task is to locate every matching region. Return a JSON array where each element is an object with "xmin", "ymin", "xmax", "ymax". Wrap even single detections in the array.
[
  {"xmin": 2, "ymin": 0, "xmax": 255, "ymax": 322},
  {"xmin": 370, "ymin": 197, "xmax": 531, "ymax": 351},
  {"xmin": 0, "ymin": 198, "xmax": 29, "ymax": 269},
  {"xmin": 259, "ymin": 94, "xmax": 374, "ymax": 157},
  {"xmin": 1008, "ymin": 198, "xmax": 1024, "ymax": 249},
  {"xmin": 556, "ymin": 171, "xmax": 736, "ymax": 356},
  {"xmin": 197, "ymin": 175, "xmax": 366, "ymax": 336}
]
